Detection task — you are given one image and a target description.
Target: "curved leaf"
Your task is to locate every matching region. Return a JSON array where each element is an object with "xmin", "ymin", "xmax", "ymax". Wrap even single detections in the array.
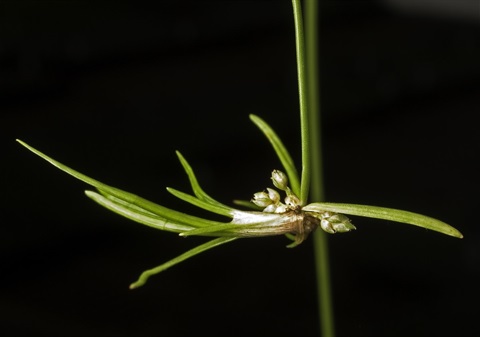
[
  {"xmin": 175, "ymin": 151, "xmax": 234, "ymax": 211},
  {"xmin": 249, "ymin": 114, "xmax": 301, "ymax": 197}
]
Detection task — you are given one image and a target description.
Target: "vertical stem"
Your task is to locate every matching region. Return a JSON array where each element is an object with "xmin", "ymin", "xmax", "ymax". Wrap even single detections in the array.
[
  {"xmin": 305, "ymin": 0, "xmax": 335, "ymax": 336},
  {"xmin": 292, "ymin": 1, "xmax": 334, "ymax": 334},
  {"xmin": 292, "ymin": 0, "xmax": 310, "ymax": 205}
]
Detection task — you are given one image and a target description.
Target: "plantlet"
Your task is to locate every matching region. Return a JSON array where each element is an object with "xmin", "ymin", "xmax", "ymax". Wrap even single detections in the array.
[
  {"xmin": 17, "ymin": 0, "xmax": 462, "ymax": 336},
  {"xmin": 15, "ymin": 112, "xmax": 463, "ymax": 288}
]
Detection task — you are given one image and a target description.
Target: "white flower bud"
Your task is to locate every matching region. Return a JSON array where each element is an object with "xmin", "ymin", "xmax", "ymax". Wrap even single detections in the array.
[
  {"xmin": 271, "ymin": 170, "xmax": 289, "ymax": 190},
  {"xmin": 319, "ymin": 212, "xmax": 356, "ymax": 234},
  {"xmin": 274, "ymin": 204, "xmax": 288, "ymax": 213},
  {"xmin": 321, "ymin": 219, "xmax": 336, "ymax": 234},
  {"xmin": 263, "ymin": 204, "xmax": 277, "ymax": 213},
  {"xmin": 329, "ymin": 214, "xmax": 356, "ymax": 233},
  {"xmin": 266, "ymin": 188, "xmax": 280, "ymax": 204},
  {"xmin": 251, "ymin": 191, "xmax": 273, "ymax": 208},
  {"xmin": 285, "ymin": 194, "xmax": 301, "ymax": 209}
]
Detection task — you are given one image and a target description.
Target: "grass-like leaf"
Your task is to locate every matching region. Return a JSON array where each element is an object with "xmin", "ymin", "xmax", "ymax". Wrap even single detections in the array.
[
  {"xmin": 166, "ymin": 187, "xmax": 234, "ymax": 218},
  {"xmin": 16, "ymin": 140, "xmax": 254, "ymax": 287},
  {"xmin": 129, "ymin": 237, "xmax": 238, "ymax": 289},
  {"xmin": 16, "ymin": 140, "xmax": 227, "ymax": 230},
  {"xmin": 232, "ymin": 199, "xmax": 263, "ymax": 210},
  {"xmin": 176, "ymin": 151, "xmax": 234, "ymax": 211},
  {"xmin": 85, "ymin": 190, "xmax": 194, "ymax": 233},
  {"xmin": 249, "ymin": 114, "xmax": 301, "ymax": 197},
  {"xmin": 303, "ymin": 202, "xmax": 463, "ymax": 238}
]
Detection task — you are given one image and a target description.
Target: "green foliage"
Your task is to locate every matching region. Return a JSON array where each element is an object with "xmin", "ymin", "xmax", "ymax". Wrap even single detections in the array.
[
  {"xmin": 17, "ymin": 8, "xmax": 462, "ymax": 337},
  {"xmin": 16, "ymin": 114, "xmax": 462, "ymax": 286},
  {"xmin": 303, "ymin": 203, "xmax": 462, "ymax": 238}
]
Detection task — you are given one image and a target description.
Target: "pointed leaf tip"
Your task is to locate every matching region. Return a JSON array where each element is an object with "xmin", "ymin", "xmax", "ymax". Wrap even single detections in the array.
[{"xmin": 303, "ymin": 202, "xmax": 463, "ymax": 239}]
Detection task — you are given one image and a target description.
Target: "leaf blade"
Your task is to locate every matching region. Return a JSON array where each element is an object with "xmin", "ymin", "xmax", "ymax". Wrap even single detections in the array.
[
  {"xmin": 249, "ymin": 114, "xmax": 301, "ymax": 197},
  {"xmin": 129, "ymin": 237, "xmax": 238, "ymax": 289},
  {"xmin": 175, "ymin": 151, "xmax": 234, "ymax": 211},
  {"xmin": 17, "ymin": 140, "xmax": 226, "ymax": 228},
  {"xmin": 166, "ymin": 187, "xmax": 233, "ymax": 218},
  {"xmin": 303, "ymin": 202, "xmax": 463, "ymax": 238},
  {"xmin": 85, "ymin": 190, "xmax": 194, "ymax": 233}
]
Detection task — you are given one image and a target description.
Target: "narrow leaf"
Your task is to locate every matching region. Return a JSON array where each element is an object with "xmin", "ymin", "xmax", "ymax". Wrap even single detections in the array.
[
  {"xmin": 249, "ymin": 114, "xmax": 301, "ymax": 197},
  {"xmin": 176, "ymin": 151, "xmax": 233, "ymax": 211},
  {"xmin": 179, "ymin": 223, "xmax": 248, "ymax": 237},
  {"xmin": 129, "ymin": 237, "xmax": 238, "ymax": 289},
  {"xmin": 303, "ymin": 202, "xmax": 463, "ymax": 238},
  {"xmin": 85, "ymin": 190, "xmax": 194, "ymax": 233},
  {"xmin": 166, "ymin": 187, "xmax": 234, "ymax": 218},
  {"xmin": 232, "ymin": 199, "xmax": 263, "ymax": 211},
  {"xmin": 17, "ymin": 140, "xmax": 226, "ymax": 229}
]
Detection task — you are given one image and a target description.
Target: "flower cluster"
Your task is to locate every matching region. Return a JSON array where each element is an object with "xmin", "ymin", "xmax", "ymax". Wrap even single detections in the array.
[
  {"xmin": 251, "ymin": 170, "xmax": 301, "ymax": 213},
  {"xmin": 251, "ymin": 169, "xmax": 356, "ymax": 235},
  {"xmin": 316, "ymin": 211, "xmax": 356, "ymax": 234}
]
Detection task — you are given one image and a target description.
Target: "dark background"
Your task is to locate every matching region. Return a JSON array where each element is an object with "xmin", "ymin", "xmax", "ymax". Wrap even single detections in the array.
[{"xmin": 2, "ymin": 0, "xmax": 479, "ymax": 336}]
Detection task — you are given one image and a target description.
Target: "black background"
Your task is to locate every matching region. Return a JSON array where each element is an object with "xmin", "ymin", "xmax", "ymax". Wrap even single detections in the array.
[{"xmin": 2, "ymin": 1, "xmax": 479, "ymax": 336}]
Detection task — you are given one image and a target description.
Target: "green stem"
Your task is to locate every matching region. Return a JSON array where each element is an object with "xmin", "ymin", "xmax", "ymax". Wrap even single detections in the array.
[
  {"xmin": 292, "ymin": 0, "xmax": 310, "ymax": 205},
  {"xmin": 313, "ymin": 233, "xmax": 334, "ymax": 337},
  {"xmin": 304, "ymin": 0, "xmax": 335, "ymax": 336}
]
